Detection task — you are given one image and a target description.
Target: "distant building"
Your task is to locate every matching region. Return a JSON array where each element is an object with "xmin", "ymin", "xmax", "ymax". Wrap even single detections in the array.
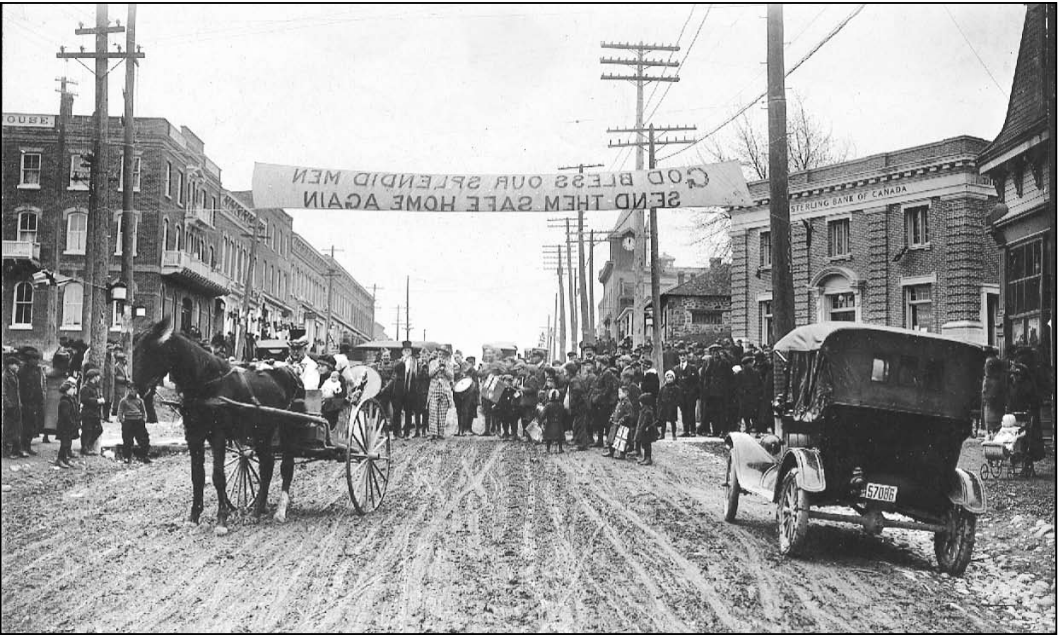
[
  {"xmin": 978, "ymin": 3, "xmax": 1055, "ymax": 365},
  {"xmin": 646, "ymin": 258, "xmax": 731, "ymax": 345},
  {"xmin": 373, "ymin": 322, "xmax": 390, "ymax": 341},
  {"xmin": 729, "ymin": 136, "xmax": 999, "ymax": 347}
]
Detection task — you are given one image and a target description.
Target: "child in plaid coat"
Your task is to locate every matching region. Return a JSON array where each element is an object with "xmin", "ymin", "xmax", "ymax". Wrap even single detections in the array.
[{"xmin": 604, "ymin": 386, "xmax": 635, "ymax": 459}]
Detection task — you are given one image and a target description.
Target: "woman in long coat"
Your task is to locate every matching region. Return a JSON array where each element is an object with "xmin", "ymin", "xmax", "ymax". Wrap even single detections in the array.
[{"xmin": 426, "ymin": 350, "xmax": 454, "ymax": 440}]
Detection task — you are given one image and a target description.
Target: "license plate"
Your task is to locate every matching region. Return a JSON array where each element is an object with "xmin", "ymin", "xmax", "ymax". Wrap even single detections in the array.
[{"xmin": 861, "ymin": 483, "xmax": 898, "ymax": 503}]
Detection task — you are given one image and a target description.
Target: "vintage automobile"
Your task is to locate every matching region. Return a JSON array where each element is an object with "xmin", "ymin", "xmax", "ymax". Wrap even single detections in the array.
[{"xmin": 723, "ymin": 322, "xmax": 988, "ymax": 576}]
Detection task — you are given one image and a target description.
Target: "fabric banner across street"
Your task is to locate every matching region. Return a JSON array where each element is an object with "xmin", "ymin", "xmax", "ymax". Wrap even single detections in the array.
[{"xmin": 251, "ymin": 161, "xmax": 752, "ymax": 212}]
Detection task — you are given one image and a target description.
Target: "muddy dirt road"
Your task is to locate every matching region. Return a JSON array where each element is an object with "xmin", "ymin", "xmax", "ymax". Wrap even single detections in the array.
[{"xmin": 0, "ymin": 431, "xmax": 1030, "ymax": 633}]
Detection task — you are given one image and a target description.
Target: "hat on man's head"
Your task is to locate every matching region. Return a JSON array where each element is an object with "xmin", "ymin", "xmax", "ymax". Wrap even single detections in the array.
[
  {"xmin": 401, "ymin": 340, "xmax": 413, "ymax": 351},
  {"xmin": 566, "ymin": 351, "xmax": 578, "ymax": 358},
  {"xmin": 4, "ymin": 356, "xmax": 21, "ymax": 366},
  {"xmin": 741, "ymin": 355, "xmax": 756, "ymax": 365},
  {"xmin": 18, "ymin": 346, "xmax": 41, "ymax": 360},
  {"xmin": 288, "ymin": 337, "xmax": 308, "ymax": 349},
  {"xmin": 85, "ymin": 368, "xmax": 101, "ymax": 379},
  {"xmin": 709, "ymin": 343, "xmax": 723, "ymax": 351}
]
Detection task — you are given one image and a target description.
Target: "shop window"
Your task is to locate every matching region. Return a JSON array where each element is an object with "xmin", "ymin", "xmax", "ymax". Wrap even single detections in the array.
[
  {"xmin": 759, "ymin": 230, "xmax": 772, "ymax": 267},
  {"xmin": 20, "ymin": 151, "xmax": 41, "ymax": 188},
  {"xmin": 12, "ymin": 282, "xmax": 33, "ymax": 327},
  {"xmin": 827, "ymin": 218, "xmax": 850, "ymax": 257},
  {"xmin": 905, "ymin": 205, "xmax": 930, "ymax": 247},
  {"xmin": 1006, "ymin": 239, "xmax": 1042, "ymax": 316},
  {"xmin": 691, "ymin": 309, "xmax": 722, "ymax": 325},
  {"xmin": 65, "ymin": 211, "xmax": 87, "ymax": 254},
  {"xmin": 61, "ymin": 282, "xmax": 83, "ymax": 329},
  {"xmin": 904, "ymin": 283, "xmax": 932, "ymax": 332}
]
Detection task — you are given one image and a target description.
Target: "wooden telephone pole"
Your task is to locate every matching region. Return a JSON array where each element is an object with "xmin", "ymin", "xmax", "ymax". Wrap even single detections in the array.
[
  {"xmin": 767, "ymin": 4, "xmax": 795, "ymax": 371},
  {"xmin": 558, "ymin": 162, "xmax": 603, "ymax": 349},
  {"xmin": 58, "ymin": 5, "xmax": 141, "ymax": 368},
  {"xmin": 608, "ymin": 123, "xmax": 696, "ymax": 371},
  {"xmin": 119, "ymin": 4, "xmax": 140, "ymax": 364},
  {"xmin": 601, "ymin": 40, "xmax": 679, "ymax": 347}
]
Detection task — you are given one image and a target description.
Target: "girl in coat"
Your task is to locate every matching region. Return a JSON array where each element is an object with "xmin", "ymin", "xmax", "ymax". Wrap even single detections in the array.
[
  {"xmin": 604, "ymin": 386, "xmax": 635, "ymax": 459},
  {"xmin": 657, "ymin": 371, "xmax": 681, "ymax": 441},
  {"xmin": 541, "ymin": 389, "xmax": 566, "ymax": 453},
  {"xmin": 635, "ymin": 392, "xmax": 658, "ymax": 466},
  {"xmin": 54, "ymin": 381, "xmax": 79, "ymax": 468}
]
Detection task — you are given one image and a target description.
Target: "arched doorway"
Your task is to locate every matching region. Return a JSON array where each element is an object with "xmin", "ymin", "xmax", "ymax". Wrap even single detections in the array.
[{"xmin": 809, "ymin": 266, "xmax": 864, "ymax": 323}]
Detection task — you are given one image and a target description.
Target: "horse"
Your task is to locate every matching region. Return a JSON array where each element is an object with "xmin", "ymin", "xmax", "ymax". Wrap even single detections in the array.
[{"xmin": 133, "ymin": 317, "xmax": 305, "ymax": 533}]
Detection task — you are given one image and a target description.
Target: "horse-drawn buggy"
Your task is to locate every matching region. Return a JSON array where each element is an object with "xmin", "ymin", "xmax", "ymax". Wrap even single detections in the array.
[
  {"xmin": 723, "ymin": 323, "xmax": 988, "ymax": 576},
  {"xmin": 134, "ymin": 318, "xmax": 391, "ymax": 533}
]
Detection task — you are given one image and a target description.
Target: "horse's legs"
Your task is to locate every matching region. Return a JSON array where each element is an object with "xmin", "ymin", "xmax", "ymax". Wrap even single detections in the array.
[
  {"xmin": 274, "ymin": 428, "xmax": 296, "ymax": 523},
  {"xmin": 254, "ymin": 435, "xmax": 275, "ymax": 520},
  {"xmin": 188, "ymin": 440, "xmax": 205, "ymax": 524},
  {"xmin": 209, "ymin": 431, "xmax": 231, "ymax": 533}
]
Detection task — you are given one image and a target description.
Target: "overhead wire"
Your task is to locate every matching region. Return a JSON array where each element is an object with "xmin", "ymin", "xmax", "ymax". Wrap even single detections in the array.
[
  {"xmin": 660, "ymin": 4, "xmax": 866, "ymax": 162},
  {"xmin": 943, "ymin": 5, "xmax": 1007, "ymax": 97}
]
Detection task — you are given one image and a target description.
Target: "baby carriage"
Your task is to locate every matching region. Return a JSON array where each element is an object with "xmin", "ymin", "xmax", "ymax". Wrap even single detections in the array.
[{"xmin": 980, "ymin": 412, "xmax": 1033, "ymax": 479}]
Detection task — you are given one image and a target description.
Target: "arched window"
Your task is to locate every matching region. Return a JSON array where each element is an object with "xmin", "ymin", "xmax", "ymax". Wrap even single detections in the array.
[
  {"xmin": 12, "ymin": 281, "xmax": 33, "ymax": 326},
  {"xmin": 162, "ymin": 217, "xmax": 170, "ymax": 254},
  {"xmin": 175, "ymin": 223, "xmax": 183, "ymax": 251},
  {"xmin": 17, "ymin": 208, "xmax": 38, "ymax": 243},
  {"xmin": 61, "ymin": 282, "xmax": 84, "ymax": 329},
  {"xmin": 209, "ymin": 245, "xmax": 216, "ymax": 269},
  {"xmin": 66, "ymin": 210, "xmax": 87, "ymax": 254}
]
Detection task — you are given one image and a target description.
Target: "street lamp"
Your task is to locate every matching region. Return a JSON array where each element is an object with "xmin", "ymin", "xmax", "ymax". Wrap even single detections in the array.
[
  {"xmin": 109, "ymin": 280, "xmax": 128, "ymax": 303},
  {"xmin": 134, "ymin": 304, "xmax": 147, "ymax": 318}
]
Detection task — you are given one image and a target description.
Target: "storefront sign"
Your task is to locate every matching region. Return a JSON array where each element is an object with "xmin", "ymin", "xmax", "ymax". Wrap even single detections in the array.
[
  {"xmin": 789, "ymin": 185, "xmax": 909, "ymax": 214},
  {"xmin": 252, "ymin": 161, "xmax": 752, "ymax": 212},
  {"xmin": 2, "ymin": 113, "xmax": 55, "ymax": 128}
]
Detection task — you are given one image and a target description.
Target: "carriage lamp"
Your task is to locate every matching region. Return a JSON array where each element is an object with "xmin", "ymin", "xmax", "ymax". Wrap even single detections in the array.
[
  {"xmin": 134, "ymin": 304, "xmax": 147, "ymax": 318},
  {"xmin": 109, "ymin": 280, "xmax": 128, "ymax": 303}
]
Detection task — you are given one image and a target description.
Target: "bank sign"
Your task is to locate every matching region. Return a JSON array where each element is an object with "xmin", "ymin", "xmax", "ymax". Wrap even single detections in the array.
[
  {"xmin": 790, "ymin": 185, "xmax": 909, "ymax": 214},
  {"xmin": 2, "ymin": 113, "xmax": 56, "ymax": 128},
  {"xmin": 252, "ymin": 161, "xmax": 752, "ymax": 212}
]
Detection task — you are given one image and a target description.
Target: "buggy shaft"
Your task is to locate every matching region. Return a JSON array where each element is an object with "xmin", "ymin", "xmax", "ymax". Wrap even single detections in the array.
[{"xmin": 213, "ymin": 396, "xmax": 330, "ymax": 428}]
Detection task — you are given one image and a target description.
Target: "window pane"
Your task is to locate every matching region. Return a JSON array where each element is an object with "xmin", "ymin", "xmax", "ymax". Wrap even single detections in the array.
[
  {"xmin": 871, "ymin": 357, "xmax": 889, "ymax": 382},
  {"xmin": 62, "ymin": 283, "xmax": 83, "ymax": 327},
  {"xmin": 1026, "ymin": 278, "xmax": 1040, "ymax": 311},
  {"xmin": 1009, "ymin": 246, "xmax": 1024, "ymax": 279}
]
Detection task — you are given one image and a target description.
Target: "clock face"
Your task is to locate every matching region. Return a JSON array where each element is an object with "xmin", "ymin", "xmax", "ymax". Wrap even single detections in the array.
[{"xmin": 622, "ymin": 236, "xmax": 635, "ymax": 251}]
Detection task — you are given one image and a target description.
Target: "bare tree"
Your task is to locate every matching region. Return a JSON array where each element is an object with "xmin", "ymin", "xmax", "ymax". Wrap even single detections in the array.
[{"xmin": 694, "ymin": 93, "xmax": 852, "ymax": 260}]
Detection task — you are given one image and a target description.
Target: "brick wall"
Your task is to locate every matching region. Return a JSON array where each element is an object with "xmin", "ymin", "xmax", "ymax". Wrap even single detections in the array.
[{"xmin": 664, "ymin": 294, "xmax": 731, "ymax": 342}]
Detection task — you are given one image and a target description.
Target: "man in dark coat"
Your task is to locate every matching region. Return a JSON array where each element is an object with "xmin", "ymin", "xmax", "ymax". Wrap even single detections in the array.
[
  {"xmin": 17, "ymin": 347, "xmax": 46, "ymax": 451},
  {"xmin": 735, "ymin": 354, "xmax": 763, "ymax": 433},
  {"xmin": 79, "ymin": 368, "xmax": 105, "ymax": 455},
  {"xmin": 590, "ymin": 356, "xmax": 619, "ymax": 447},
  {"xmin": 674, "ymin": 350, "xmax": 699, "ymax": 437},
  {"xmin": 3, "ymin": 356, "xmax": 25, "ymax": 458},
  {"xmin": 662, "ymin": 342, "xmax": 680, "ymax": 374},
  {"xmin": 390, "ymin": 341, "xmax": 418, "ymax": 438},
  {"xmin": 701, "ymin": 345, "xmax": 733, "ymax": 436}
]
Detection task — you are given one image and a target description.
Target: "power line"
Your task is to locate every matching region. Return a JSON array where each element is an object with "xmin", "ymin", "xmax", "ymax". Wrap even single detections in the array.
[
  {"xmin": 660, "ymin": 4, "xmax": 867, "ymax": 163},
  {"xmin": 943, "ymin": 5, "xmax": 1007, "ymax": 97},
  {"xmin": 646, "ymin": 5, "xmax": 714, "ymax": 123}
]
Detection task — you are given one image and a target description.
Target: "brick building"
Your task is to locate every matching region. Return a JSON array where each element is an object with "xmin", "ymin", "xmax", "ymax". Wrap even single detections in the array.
[
  {"xmin": 3, "ymin": 106, "xmax": 374, "ymax": 356},
  {"xmin": 648, "ymin": 258, "xmax": 731, "ymax": 344},
  {"xmin": 979, "ymin": 3, "xmax": 1055, "ymax": 365},
  {"xmin": 729, "ymin": 136, "xmax": 999, "ymax": 347}
]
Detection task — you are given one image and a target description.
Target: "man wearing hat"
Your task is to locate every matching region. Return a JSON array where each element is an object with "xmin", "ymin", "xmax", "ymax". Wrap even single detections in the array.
[
  {"xmin": 579, "ymin": 341, "xmax": 596, "ymax": 362},
  {"xmin": 391, "ymin": 340, "xmax": 418, "ymax": 438},
  {"xmin": 287, "ymin": 337, "xmax": 320, "ymax": 391},
  {"xmin": 112, "ymin": 351, "xmax": 130, "ymax": 421},
  {"xmin": 3, "ymin": 355, "xmax": 25, "ymax": 458},
  {"xmin": 699, "ymin": 344, "xmax": 733, "ymax": 437},
  {"xmin": 735, "ymin": 354, "xmax": 763, "ymax": 433},
  {"xmin": 17, "ymin": 347, "xmax": 46, "ymax": 452},
  {"xmin": 79, "ymin": 368, "xmax": 106, "ymax": 455},
  {"xmin": 675, "ymin": 350, "xmax": 699, "ymax": 437}
]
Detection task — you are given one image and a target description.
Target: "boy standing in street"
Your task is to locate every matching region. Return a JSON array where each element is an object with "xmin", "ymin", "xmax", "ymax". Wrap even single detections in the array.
[
  {"xmin": 116, "ymin": 387, "xmax": 151, "ymax": 464},
  {"xmin": 79, "ymin": 369, "xmax": 105, "ymax": 455}
]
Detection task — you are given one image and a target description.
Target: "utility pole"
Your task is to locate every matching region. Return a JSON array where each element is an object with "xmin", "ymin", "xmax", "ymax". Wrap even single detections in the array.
[
  {"xmin": 601, "ymin": 40, "xmax": 678, "ymax": 347},
  {"xmin": 608, "ymin": 122, "xmax": 697, "ymax": 368},
  {"xmin": 58, "ymin": 5, "xmax": 129, "ymax": 368},
  {"xmin": 565, "ymin": 219, "xmax": 578, "ymax": 353},
  {"xmin": 588, "ymin": 229, "xmax": 596, "ymax": 342},
  {"xmin": 48, "ymin": 76, "xmax": 77, "ymax": 356},
  {"xmin": 403, "ymin": 278, "xmax": 410, "ymax": 341},
  {"xmin": 370, "ymin": 283, "xmax": 378, "ymax": 338},
  {"xmin": 767, "ymin": 4, "xmax": 794, "ymax": 380},
  {"xmin": 322, "ymin": 245, "xmax": 342, "ymax": 352},
  {"xmin": 558, "ymin": 162, "xmax": 603, "ymax": 348},
  {"xmin": 556, "ymin": 246, "xmax": 567, "ymax": 360},
  {"xmin": 552, "ymin": 293, "xmax": 559, "ymax": 361},
  {"xmin": 236, "ymin": 220, "xmax": 265, "ymax": 361},
  {"xmin": 119, "ymin": 4, "xmax": 139, "ymax": 365},
  {"xmin": 395, "ymin": 305, "xmax": 400, "ymax": 342}
]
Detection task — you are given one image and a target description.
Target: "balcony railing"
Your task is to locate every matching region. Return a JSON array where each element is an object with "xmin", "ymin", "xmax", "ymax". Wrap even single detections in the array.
[
  {"xmin": 161, "ymin": 250, "xmax": 229, "ymax": 294},
  {"xmin": 2, "ymin": 240, "xmax": 41, "ymax": 262},
  {"xmin": 185, "ymin": 207, "xmax": 216, "ymax": 228}
]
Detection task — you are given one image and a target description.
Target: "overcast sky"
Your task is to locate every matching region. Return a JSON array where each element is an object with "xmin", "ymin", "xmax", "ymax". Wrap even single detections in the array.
[{"xmin": 3, "ymin": 4, "xmax": 1026, "ymax": 356}]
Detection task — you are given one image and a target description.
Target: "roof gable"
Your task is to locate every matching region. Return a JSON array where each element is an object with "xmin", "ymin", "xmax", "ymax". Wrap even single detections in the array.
[{"xmin": 662, "ymin": 262, "xmax": 730, "ymax": 297}]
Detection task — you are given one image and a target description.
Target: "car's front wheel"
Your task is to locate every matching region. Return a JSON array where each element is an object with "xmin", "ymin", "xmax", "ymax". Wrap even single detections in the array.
[
  {"xmin": 777, "ymin": 469, "xmax": 809, "ymax": 556},
  {"xmin": 723, "ymin": 451, "xmax": 740, "ymax": 523},
  {"xmin": 934, "ymin": 504, "xmax": 977, "ymax": 576}
]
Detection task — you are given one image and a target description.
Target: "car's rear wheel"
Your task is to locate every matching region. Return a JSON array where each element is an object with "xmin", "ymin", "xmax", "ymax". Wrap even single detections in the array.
[
  {"xmin": 777, "ymin": 469, "xmax": 809, "ymax": 556},
  {"xmin": 723, "ymin": 452, "xmax": 740, "ymax": 523},
  {"xmin": 934, "ymin": 504, "xmax": 977, "ymax": 576}
]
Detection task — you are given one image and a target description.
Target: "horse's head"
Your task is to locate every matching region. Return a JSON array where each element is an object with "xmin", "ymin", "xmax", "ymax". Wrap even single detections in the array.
[{"xmin": 133, "ymin": 316, "xmax": 176, "ymax": 395}]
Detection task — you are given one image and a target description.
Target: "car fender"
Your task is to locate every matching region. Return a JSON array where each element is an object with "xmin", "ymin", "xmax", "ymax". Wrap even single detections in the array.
[
  {"xmin": 773, "ymin": 447, "xmax": 826, "ymax": 501},
  {"xmin": 725, "ymin": 432, "xmax": 779, "ymax": 496},
  {"xmin": 947, "ymin": 468, "xmax": 987, "ymax": 514}
]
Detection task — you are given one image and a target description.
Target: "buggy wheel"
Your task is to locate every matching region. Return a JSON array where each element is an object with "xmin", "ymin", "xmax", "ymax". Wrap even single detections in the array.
[
  {"xmin": 346, "ymin": 398, "xmax": 391, "ymax": 515},
  {"xmin": 979, "ymin": 463, "xmax": 989, "ymax": 481},
  {"xmin": 777, "ymin": 469, "xmax": 809, "ymax": 556},
  {"xmin": 224, "ymin": 442, "xmax": 260, "ymax": 511},
  {"xmin": 723, "ymin": 451, "xmax": 740, "ymax": 523},
  {"xmin": 934, "ymin": 504, "xmax": 977, "ymax": 576}
]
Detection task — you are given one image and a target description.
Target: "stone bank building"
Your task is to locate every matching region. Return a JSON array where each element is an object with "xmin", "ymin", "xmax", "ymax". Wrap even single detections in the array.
[{"xmin": 729, "ymin": 136, "xmax": 999, "ymax": 347}]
